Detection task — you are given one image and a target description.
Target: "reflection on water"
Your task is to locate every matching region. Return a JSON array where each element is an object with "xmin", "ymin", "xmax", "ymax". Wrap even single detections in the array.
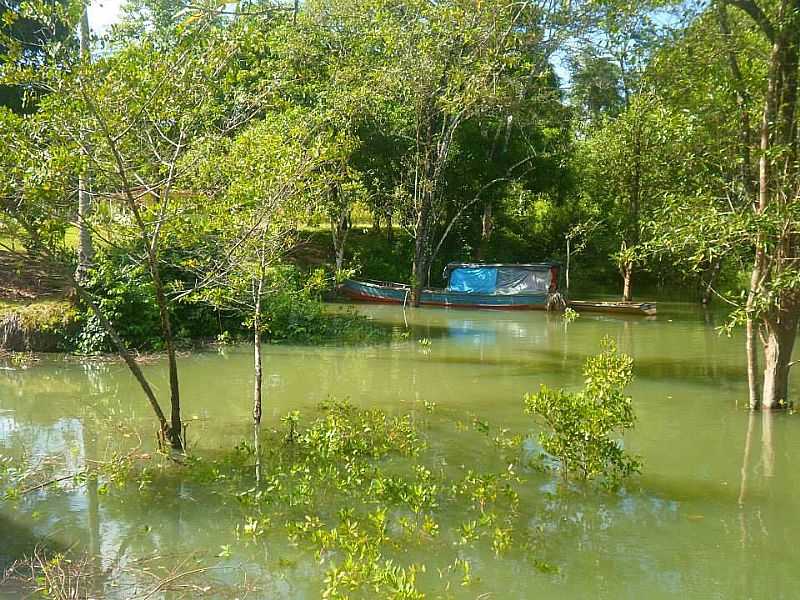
[{"xmin": 1, "ymin": 302, "xmax": 798, "ymax": 598}]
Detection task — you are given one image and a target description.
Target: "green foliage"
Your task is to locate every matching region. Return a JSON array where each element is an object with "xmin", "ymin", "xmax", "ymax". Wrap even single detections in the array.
[
  {"xmin": 525, "ymin": 338, "xmax": 640, "ymax": 485},
  {"xmin": 85, "ymin": 399, "xmax": 556, "ymax": 597},
  {"xmin": 77, "ymin": 251, "xmax": 385, "ymax": 351},
  {"xmin": 297, "ymin": 398, "xmax": 422, "ymax": 460},
  {"xmin": 255, "ymin": 266, "xmax": 388, "ymax": 344},
  {"xmin": 0, "ymin": 300, "xmax": 77, "ymax": 334},
  {"xmin": 77, "ymin": 246, "xmax": 226, "ymax": 352},
  {"xmin": 562, "ymin": 307, "xmax": 579, "ymax": 323}
]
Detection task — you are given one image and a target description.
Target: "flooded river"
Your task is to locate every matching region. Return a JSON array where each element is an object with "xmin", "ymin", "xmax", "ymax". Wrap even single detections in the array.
[{"xmin": 1, "ymin": 302, "xmax": 798, "ymax": 598}]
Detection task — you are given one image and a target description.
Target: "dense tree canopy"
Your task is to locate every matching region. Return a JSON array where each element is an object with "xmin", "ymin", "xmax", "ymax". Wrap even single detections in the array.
[{"xmin": 0, "ymin": 0, "xmax": 798, "ymax": 418}]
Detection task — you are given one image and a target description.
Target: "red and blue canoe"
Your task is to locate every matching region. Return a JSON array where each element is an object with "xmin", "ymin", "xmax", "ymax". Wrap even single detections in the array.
[
  {"xmin": 339, "ymin": 278, "xmax": 553, "ymax": 310},
  {"xmin": 339, "ymin": 263, "xmax": 656, "ymax": 315}
]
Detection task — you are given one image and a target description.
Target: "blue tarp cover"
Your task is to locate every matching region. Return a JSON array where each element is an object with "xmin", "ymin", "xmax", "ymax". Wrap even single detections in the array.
[{"xmin": 447, "ymin": 267, "xmax": 497, "ymax": 293}]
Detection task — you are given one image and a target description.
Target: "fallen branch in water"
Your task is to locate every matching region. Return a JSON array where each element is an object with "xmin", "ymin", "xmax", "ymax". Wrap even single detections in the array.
[
  {"xmin": 17, "ymin": 431, "xmax": 143, "ymax": 497},
  {"xmin": 3, "ymin": 549, "xmax": 256, "ymax": 599},
  {"xmin": 20, "ymin": 473, "xmax": 80, "ymax": 495}
]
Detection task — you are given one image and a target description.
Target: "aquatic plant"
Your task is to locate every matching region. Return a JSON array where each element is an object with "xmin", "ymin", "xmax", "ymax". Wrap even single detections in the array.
[
  {"xmin": 562, "ymin": 307, "xmax": 579, "ymax": 323},
  {"xmin": 5, "ymin": 398, "xmax": 574, "ymax": 597},
  {"xmin": 524, "ymin": 337, "xmax": 640, "ymax": 485}
]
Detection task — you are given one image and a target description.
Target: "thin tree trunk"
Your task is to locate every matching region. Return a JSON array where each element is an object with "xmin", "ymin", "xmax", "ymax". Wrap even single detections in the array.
[
  {"xmin": 701, "ymin": 258, "xmax": 722, "ymax": 305},
  {"xmin": 386, "ymin": 209, "xmax": 394, "ymax": 245},
  {"xmin": 411, "ymin": 189, "xmax": 433, "ymax": 306},
  {"xmin": 565, "ymin": 237, "xmax": 571, "ymax": 294},
  {"xmin": 330, "ymin": 196, "xmax": 349, "ymax": 271},
  {"xmin": 332, "ymin": 219, "xmax": 347, "ymax": 271},
  {"xmin": 747, "ymin": 22, "xmax": 782, "ymax": 409},
  {"xmin": 412, "ymin": 230, "xmax": 430, "ymax": 306},
  {"xmin": 253, "ymin": 277, "xmax": 263, "ymax": 425},
  {"xmin": 74, "ymin": 285, "xmax": 172, "ymax": 440},
  {"xmin": 745, "ymin": 313, "xmax": 760, "ymax": 409},
  {"xmin": 622, "ymin": 261, "xmax": 633, "ymax": 302},
  {"xmin": 744, "ymin": 248, "xmax": 763, "ymax": 408},
  {"xmin": 478, "ymin": 201, "xmax": 492, "ymax": 261},
  {"xmin": 149, "ymin": 264, "xmax": 183, "ymax": 449},
  {"xmin": 75, "ymin": 7, "xmax": 94, "ymax": 284}
]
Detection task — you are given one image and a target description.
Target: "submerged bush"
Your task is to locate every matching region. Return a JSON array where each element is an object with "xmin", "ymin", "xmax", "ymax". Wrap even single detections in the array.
[
  {"xmin": 172, "ymin": 399, "xmax": 542, "ymax": 598},
  {"xmin": 524, "ymin": 338, "xmax": 640, "ymax": 485},
  {"xmin": 77, "ymin": 245, "xmax": 228, "ymax": 352}
]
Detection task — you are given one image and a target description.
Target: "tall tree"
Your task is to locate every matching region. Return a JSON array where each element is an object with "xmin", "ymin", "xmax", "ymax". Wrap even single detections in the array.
[
  {"xmin": 578, "ymin": 93, "xmax": 688, "ymax": 300},
  {"xmin": 645, "ymin": 0, "xmax": 799, "ymax": 407},
  {"xmin": 715, "ymin": 0, "xmax": 799, "ymax": 408},
  {"xmin": 75, "ymin": 3, "xmax": 93, "ymax": 283},
  {"xmin": 306, "ymin": 0, "xmax": 569, "ymax": 304}
]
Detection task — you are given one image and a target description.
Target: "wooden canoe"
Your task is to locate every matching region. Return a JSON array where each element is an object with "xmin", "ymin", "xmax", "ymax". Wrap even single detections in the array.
[{"xmin": 568, "ymin": 300, "xmax": 657, "ymax": 316}]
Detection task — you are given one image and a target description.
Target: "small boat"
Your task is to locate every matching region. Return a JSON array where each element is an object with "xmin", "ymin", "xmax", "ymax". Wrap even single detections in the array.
[
  {"xmin": 340, "ymin": 263, "xmax": 560, "ymax": 310},
  {"xmin": 340, "ymin": 262, "xmax": 657, "ymax": 315},
  {"xmin": 568, "ymin": 300, "xmax": 657, "ymax": 316}
]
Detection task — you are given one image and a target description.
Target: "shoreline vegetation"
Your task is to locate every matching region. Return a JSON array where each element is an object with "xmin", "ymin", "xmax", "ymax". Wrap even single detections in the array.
[{"xmin": 0, "ymin": 226, "xmax": 727, "ymax": 356}]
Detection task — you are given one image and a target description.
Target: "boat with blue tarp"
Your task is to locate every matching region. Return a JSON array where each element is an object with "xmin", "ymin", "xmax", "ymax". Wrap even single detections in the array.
[
  {"xmin": 340, "ymin": 261, "xmax": 658, "ymax": 315},
  {"xmin": 340, "ymin": 262, "xmax": 560, "ymax": 310}
]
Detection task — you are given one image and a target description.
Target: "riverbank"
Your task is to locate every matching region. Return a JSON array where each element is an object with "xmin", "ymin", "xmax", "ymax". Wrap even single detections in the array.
[{"xmin": 0, "ymin": 225, "xmax": 742, "ymax": 355}]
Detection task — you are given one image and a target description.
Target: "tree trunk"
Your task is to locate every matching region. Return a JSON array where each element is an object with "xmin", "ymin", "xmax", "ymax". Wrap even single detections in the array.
[
  {"xmin": 411, "ymin": 189, "xmax": 433, "ymax": 306},
  {"xmin": 745, "ymin": 313, "xmax": 760, "ymax": 409},
  {"xmin": 478, "ymin": 201, "xmax": 493, "ymax": 261},
  {"xmin": 253, "ymin": 277, "xmax": 263, "ymax": 425},
  {"xmin": 76, "ymin": 175, "xmax": 94, "ymax": 283},
  {"xmin": 565, "ymin": 237, "xmax": 571, "ymax": 294},
  {"xmin": 761, "ymin": 312, "xmax": 798, "ymax": 409},
  {"xmin": 386, "ymin": 209, "xmax": 394, "ymax": 245},
  {"xmin": 75, "ymin": 7, "xmax": 94, "ymax": 284},
  {"xmin": 621, "ymin": 261, "xmax": 633, "ymax": 302},
  {"xmin": 412, "ymin": 229, "xmax": 431, "ymax": 307},
  {"xmin": 74, "ymin": 285, "xmax": 172, "ymax": 442},
  {"xmin": 149, "ymin": 265, "xmax": 183, "ymax": 450},
  {"xmin": 330, "ymin": 206, "xmax": 350, "ymax": 272},
  {"xmin": 701, "ymin": 258, "xmax": 722, "ymax": 305}
]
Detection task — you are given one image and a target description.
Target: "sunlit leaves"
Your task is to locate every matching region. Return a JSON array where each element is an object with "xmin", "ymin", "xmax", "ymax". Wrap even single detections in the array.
[{"xmin": 525, "ymin": 337, "xmax": 640, "ymax": 486}]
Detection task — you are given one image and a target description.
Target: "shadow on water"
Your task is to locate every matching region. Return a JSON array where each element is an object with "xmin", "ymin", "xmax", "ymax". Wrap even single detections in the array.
[
  {"xmin": 390, "ymin": 343, "xmax": 746, "ymax": 385},
  {"xmin": 521, "ymin": 346, "xmax": 747, "ymax": 385},
  {"xmin": 0, "ymin": 513, "xmax": 67, "ymax": 571}
]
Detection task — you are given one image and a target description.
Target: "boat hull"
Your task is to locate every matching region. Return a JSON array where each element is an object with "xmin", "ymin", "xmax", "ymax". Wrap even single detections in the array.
[
  {"xmin": 339, "ymin": 280, "xmax": 657, "ymax": 315},
  {"xmin": 568, "ymin": 300, "xmax": 657, "ymax": 316},
  {"xmin": 340, "ymin": 279, "xmax": 549, "ymax": 310}
]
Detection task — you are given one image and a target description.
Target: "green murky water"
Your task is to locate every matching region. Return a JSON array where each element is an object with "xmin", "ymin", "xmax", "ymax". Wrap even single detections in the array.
[{"xmin": 1, "ymin": 302, "xmax": 798, "ymax": 598}]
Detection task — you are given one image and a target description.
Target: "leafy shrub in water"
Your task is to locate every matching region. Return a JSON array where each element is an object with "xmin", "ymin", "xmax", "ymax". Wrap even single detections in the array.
[
  {"xmin": 260, "ymin": 266, "xmax": 387, "ymax": 344},
  {"xmin": 76, "ymin": 244, "xmax": 240, "ymax": 352},
  {"xmin": 76, "ymin": 237, "xmax": 384, "ymax": 352},
  {"xmin": 524, "ymin": 337, "xmax": 640, "ymax": 485},
  {"xmin": 299, "ymin": 398, "xmax": 422, "ymax": 459}
]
